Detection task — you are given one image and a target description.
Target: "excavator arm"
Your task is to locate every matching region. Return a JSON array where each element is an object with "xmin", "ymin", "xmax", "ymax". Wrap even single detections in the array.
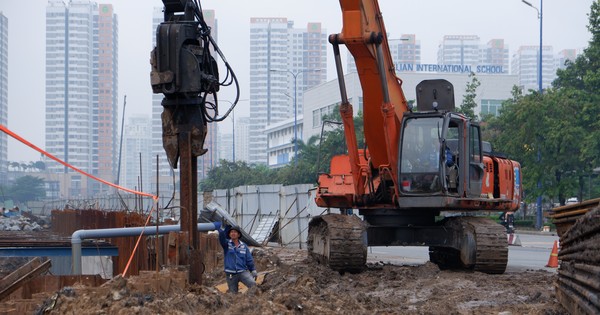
[{"xmin": 317, "ymin": 0, "xmax": 408, "ymax": 208}]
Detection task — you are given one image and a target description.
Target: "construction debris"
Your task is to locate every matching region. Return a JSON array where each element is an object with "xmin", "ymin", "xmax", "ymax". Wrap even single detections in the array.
[
  {"xmin": 0, "ymin": 216, "xmax": 42, "ymax": 232},
  {"xmin": 7, "ymin": 246, "xmax": 564, "ymax": 314}
]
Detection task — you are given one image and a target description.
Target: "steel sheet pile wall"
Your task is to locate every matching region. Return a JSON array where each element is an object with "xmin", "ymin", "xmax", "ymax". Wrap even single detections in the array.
[
  {"xmin": 51, "ymin": 209, "xmax": 148, "ymax": 276},
  {"xmin": 50, "ymin": 209, "xmax": 220, "ymax": 277},
  {"xmin": 556, "ymin": 207, "xmax": 600, "ymax": 315},
  {"xmin": 550, "ymin": 197, "xmax": 600, "ymax": 237}
]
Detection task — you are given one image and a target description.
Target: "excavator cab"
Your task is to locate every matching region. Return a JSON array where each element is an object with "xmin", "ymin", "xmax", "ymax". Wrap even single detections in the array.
[{"xmin": 397, "ymin": 80, "xmax": 485, "ymax": 207}]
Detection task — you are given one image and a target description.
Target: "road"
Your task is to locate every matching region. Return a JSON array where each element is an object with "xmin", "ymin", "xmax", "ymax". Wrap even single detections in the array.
[{"xmin": 367, "ymin": 232, "xmax": 560, "ymax": 272}]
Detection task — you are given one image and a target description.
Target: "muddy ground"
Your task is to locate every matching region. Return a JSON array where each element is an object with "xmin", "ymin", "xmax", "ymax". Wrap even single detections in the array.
[{"xmin": 36, "ymin": 246, "xmax": 567, "ymax": 315}]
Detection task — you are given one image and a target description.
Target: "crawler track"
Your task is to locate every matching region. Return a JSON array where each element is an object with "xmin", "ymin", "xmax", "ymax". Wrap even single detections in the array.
[
  {"xmin": 430, "ymin": 217, "xmax": 508, "ymax": 274},
  {"xmin": 555, "ymin": 207, "xmax": 600, "ymax": 315},
  {"xmin": 307, "ymin": 214, "xmax": 367, "ymax": 272}
]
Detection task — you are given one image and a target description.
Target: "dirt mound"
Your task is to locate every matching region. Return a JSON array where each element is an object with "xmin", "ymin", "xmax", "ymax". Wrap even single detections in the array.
[{"xmin": 41, "ymin": 246, "xmax": 567, "ymax": 314}]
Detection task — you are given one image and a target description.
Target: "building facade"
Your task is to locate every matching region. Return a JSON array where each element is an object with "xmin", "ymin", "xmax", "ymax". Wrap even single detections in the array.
[
  {"xmin": 97, "ymin": 4, "xmax": 119, "ymax": 193},
  {"xmin": 556, "ymin": 49, "xmax": 577, "ymax": 71},
  {"xmin": 248, "ymin": 18, "xmax": 327, "ymax": 165},
  {"xmin": 511, "ymin": 45, "xmax": 555, "ymax": 92},
  {"xmin": 437, "ymin": 35, "xmax": 481, "ymax": 67},
  {"xmin": 235, "ymin": 116, "xmax": 250, "ymax": 163},
  {"xmin": 120, "ymin": 114, "xmax": 153, "ymax": 193},
  {"xmin": 481, "ymin": 39, "xmax": 509, "ymax": 74},
  {"xmin": 0, "ymin": 12, "xmax": 8, "ymax": 184},
  {"xmin": 217, "ymin": 130, "xmax": 233, "ymax": 163},
  {"xmin": 45, "ymin": 0, "xmax": 118, "ymax": 197},
  {"xmin": 197, "ymin": 10, "xmax": 219, "ymax": 180},
  {"xmin": 390, "ymin": 34, "xmax": 421, "ymax": 65},
  {"xmin": 265, "ymin": 116, "xmax": 303, "ymax": 168},
  {"xmin": 302, "ymin": 72, "xmax": 518, "ymax": 142}
]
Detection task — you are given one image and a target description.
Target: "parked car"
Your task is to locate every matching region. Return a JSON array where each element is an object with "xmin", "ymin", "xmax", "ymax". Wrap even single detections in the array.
[{"xmin": 566, "ymin": 197, "xmax": 579, "ymax": 205}]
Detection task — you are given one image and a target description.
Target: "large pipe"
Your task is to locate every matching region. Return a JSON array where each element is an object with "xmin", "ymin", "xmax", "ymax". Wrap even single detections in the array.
[{"xmin": 71, "ymin": 222, "xmax": 221, "ymax": 275}]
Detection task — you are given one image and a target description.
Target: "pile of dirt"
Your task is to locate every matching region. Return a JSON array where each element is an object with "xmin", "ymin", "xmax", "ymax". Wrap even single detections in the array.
[{"xmin": 41, "ymin": 247, "xmax": 566, "ymax": 314}]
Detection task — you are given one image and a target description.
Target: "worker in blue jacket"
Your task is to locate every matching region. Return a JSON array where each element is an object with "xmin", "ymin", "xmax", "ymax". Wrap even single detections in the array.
[{"xmin": 218, "ymin": 225, "xmax": 257, "ymax": 293}]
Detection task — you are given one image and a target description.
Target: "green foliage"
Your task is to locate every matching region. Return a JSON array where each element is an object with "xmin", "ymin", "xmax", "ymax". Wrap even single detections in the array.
[
  {"xmin": 199, "ymin": 160, "xmax": 276, "ymax": 191},
  {"xmin": 458, "ymin": 72, "xmax": 480, "ymax": 120},
  {"xmin": 484, "ymin": 85, "xmax": 594, "ymax": 203},
  {"xmin": 3, "ymin": 176, "xmax": 46, "ymax": 203}
]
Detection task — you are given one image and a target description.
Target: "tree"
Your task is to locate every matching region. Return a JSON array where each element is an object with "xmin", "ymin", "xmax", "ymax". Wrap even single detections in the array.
[
  {"xmin": 458, "ymin": 72, "xmax": 480, "ymax": 120},
  {"xmin": 484, "ymin": 85, "xmax": 592, "ymax": 204},
  {"xmin": 10, "ymin": 162, "xmax": 19, "ymax": 171},
  {"xmin": 550, "ymin": 1, "xmax": 600, "ymax": 202},
  {"xmin": 6, "ymin": 176, "xmax": 46, "ymax": 203},
  {"xmin": 34, "ymin": 161, "xmax": 46, "ymax": 171},
  {"xmin": 199, "ymin": 160, "xmax": 276, "ymax": 191}
]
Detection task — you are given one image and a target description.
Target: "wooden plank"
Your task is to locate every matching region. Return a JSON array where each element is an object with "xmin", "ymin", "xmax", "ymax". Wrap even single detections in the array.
[
  {"xmin": 0, "ymin": 258, "xmax": 42, "ymax": 293},
  {"xmin": 0, "ymin": 259, "xmax": 51, "ymax": 301}
]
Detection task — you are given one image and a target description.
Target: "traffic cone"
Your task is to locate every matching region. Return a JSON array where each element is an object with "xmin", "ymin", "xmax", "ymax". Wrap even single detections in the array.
[{"xmin": 546, "ymin": 240, "xmax": 559, "ymax": 268}]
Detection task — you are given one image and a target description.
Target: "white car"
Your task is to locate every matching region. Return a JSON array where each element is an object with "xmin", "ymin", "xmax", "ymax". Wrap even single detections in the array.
[{"xmin": 566, "ymin": 197, "xmax": 579, "ymax": 205}]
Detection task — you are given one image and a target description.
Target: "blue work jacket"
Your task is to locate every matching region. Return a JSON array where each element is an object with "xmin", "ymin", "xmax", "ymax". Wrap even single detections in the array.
[{"xmin": 218, "ymin": 228, "xmax": 256, "ymax": 274}]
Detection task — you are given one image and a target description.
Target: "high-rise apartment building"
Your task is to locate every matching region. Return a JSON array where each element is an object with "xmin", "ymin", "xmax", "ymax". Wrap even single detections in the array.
[
  {"xmin": 45, "ymin": 0, "xmax": 118, "ymax": 196},
  {"xmin": 197, "ymin": 10, "xmax": 218, "ymax": 180},
  {"xmin": 0, "ymin": 12, "xmax": 7, "ymax": 184},
  {"xmin": 391, "ymin": 34, "xmax": 421, "ymax": 65},
  {"xmin": 235, "ymin": 116, "xmax": 250, "ymax": 163},
  {"xmin": 437, "ymin": 35, "xmax": 481, "ymax": 67},
  {"xmin": 121, "ymin": 114, "xmax": 152, "ymax": 192},
  {"xmin": 348, "ymin": 34, "xmax": 421, "ymax": 74},
  {"xmin": 217, "ymin": 131, "xmax": 233, "ymax": 163},
  {"xmin": 481, "ymin": 39, "xmax": 509, "ymax": 74},
  {"xmin": 97, "ymin": 4, "xmax": 119, "ymax": 193},
  {"xmin": 151, "ymin": 6, "xmax": 167, "ymax": 180},
  {"xmin": 556, "ymin": 49, "xmax": 577, "ymax": 70},
  {"xmin": 249, "ymin": 18, "xmax": 326, "ymax": 165},
  {"xmin": 511, "ymin": 45, "xmax": 555, "ymax": 92}
]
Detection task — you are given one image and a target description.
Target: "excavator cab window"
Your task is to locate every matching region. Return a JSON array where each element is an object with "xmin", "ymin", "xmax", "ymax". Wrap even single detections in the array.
[{"xmin": 399, "ymin": 116, "xmax": 443, "ymax": 193}]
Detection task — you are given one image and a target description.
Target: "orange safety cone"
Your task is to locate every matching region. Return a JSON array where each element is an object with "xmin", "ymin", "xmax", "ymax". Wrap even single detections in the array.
[{"xmin": 546, "ymin": 240, "xmax": 559, "ymax": 268}]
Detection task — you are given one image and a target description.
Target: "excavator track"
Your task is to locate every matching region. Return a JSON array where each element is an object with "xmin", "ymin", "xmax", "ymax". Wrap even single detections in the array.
[
  {"xmin": 430, "ymin": 217, "xmax": 508, "ymax": 274},
  {"xmin": 307, "ymin": 214, "xmax": 367, "ymax": 272}
]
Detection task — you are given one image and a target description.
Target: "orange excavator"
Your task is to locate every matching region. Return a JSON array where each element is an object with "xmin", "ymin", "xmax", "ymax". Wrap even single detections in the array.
[{"xmin": 309, "ymin": 0, "xmax": 522, "ymax": 274}]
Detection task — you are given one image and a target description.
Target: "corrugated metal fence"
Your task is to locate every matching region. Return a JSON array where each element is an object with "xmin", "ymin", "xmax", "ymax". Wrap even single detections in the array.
[{"xmin": 203, "ymin": 184, "xmax": 328, "ymax": 248}]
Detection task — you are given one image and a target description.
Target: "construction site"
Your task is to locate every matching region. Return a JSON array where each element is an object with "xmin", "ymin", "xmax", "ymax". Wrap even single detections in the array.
[
  {"xmin": 1, "ymin": 0, "xmax": 599, "ymax": 313},
  {"xmin": 0, "ymin": 188, "xmax": 597, "ymax": 314}
]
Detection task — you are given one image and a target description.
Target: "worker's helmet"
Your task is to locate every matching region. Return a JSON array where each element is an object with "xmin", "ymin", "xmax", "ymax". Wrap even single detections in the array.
[{"xmin": 227, "ymin": 225, "xmax": 242, "ymax": 238}]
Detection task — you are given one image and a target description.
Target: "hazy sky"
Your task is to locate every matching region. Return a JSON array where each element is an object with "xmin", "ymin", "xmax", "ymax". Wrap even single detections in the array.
[{"xmin": 1, "ymin": 0, "xmax": 594, "ymax": 162}]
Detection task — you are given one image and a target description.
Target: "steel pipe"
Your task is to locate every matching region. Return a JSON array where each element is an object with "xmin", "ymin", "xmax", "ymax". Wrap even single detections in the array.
[{"xmin": 71, "ymin": 222, "xmax": 220, "ymax": 275}]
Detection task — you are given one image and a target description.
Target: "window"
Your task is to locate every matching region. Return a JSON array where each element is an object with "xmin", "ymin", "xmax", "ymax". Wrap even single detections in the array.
[{"xmin": 480, "ymin": 99, "xmax": 503, "ymax": 116}]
